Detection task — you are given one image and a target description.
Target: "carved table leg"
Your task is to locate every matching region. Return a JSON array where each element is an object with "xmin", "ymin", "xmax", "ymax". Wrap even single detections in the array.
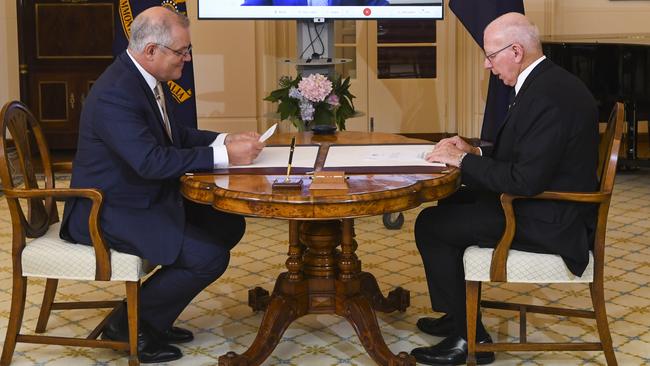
[
  {"xmin": 235, "ymin": 218, "xmax": 413, "ymax": 366},
  {"xmin": 286, "ymin": 220, "xmax": 304, "ymax": 281},
  {"xmin": 339, "ymin": 295, "xmax": 416, "ymax": 366},
  {"xmin": 359, "ymin": 272, "xmax": 410, "ymax": 313},
  {"xmin": 248, "ymin": 287, "xmax": 270, "ymax": 312},
  {"xmin": 337, "ymin": 219, "xmax": 414, "ymax": 366},
  {"xmin": 248, "ymin": 221, "xmax": 303, "ymax": 313},
  {"xmin": 339, "ymin": 219, "xmax": 360, "ymax": 281},
  {"xmin": 341, "ymin": 218, "xmax": 410, "ymax": 313},
  {"xmin": 220, "ymin": 288, "xmax": 303, "ymax": 366}
]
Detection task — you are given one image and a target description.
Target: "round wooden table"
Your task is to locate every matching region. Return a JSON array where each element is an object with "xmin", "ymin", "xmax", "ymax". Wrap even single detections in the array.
[{"xmin": 181, "ymin": 131, "xmax": 460, "ymax": 366}]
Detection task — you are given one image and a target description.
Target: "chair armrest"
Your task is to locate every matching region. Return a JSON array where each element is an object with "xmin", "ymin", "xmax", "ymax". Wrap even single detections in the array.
[
  {"xmin": 515, "ymin": 191, "xmax": 610, "ymax": 204},
  {"xmin": 489, "ymin": 191, "xmax": 609, "ymax": 282},
  {"xmin": 5, "ymin": 187, "xmax": 101, "ymax": 201},
  {"xmin": 4, "ymin": 187, "xmax": 114, "ymax": 281}
]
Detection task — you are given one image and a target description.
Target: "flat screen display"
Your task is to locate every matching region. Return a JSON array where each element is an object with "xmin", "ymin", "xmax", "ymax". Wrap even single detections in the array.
[{"xmin": 197, "ymin": 0, "xmax": 444, "ymax": 20}]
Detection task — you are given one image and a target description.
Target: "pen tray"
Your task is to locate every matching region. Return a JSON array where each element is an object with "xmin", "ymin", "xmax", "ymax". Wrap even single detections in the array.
[{"xmin": 272, "ymin": 178, "xmax": 304, "ymax": 190}]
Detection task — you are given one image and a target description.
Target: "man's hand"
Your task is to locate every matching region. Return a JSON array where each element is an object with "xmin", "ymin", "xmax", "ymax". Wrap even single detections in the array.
[
  {"xmin": 434, "ymin": 135, "xmax": 479, "ymax": 155},
  {"xmin": 425, "ymin": 143, "xmax": 466, "ymax": 167},
  {"xmin": 225, "ymin": 131, "xmax": 261, "ymax": 144},
  {"xmin": 425, "ymin": 136, "xmax": 479, "ymax": 167},
  {"xmin": 226, "ymin": 134, "xmax": 264, "ymax": 166}
]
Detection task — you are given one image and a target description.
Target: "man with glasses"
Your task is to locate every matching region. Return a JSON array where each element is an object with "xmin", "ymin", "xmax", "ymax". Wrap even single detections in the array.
[
  {"xmin": 60, "ymin": 6, "xmax": 264, "ymax": 363},
  {"xmin": 156, "ymin": 43, "xmax": 193, "ymax": 58},
  {"xmin": 410, "ymin": 12, "xmax": 599, "ymax": 365}
]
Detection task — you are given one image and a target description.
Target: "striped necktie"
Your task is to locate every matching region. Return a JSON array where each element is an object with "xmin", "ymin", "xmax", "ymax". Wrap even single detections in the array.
[{"xmin": 154, "ymin": 82, "xmax": 173, "ymax": 142}]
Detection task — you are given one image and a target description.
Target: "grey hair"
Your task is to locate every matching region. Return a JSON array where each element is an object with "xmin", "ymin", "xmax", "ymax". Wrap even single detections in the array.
[
  {"xmin": 497, "ymin": 18, "xmax": 542, "ymax": 54},
  {"xmin": 128, "ymin": 7, "xmax": 189, "ymax": 53}
]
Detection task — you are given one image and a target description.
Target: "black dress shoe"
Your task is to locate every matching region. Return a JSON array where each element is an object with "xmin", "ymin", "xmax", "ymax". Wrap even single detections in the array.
[
  {"xmin": 137, "ymin": 338, "xmax": 182, "ymax": 364},
  {"xmin": 416, "ymin": 314, "xmax": 455, "ymax": 337},
  {"xmin": 410, "ymin": 335, "xmax": 495, "ymax": 365},
  {"xmin": 102, "ymin": 313, "xmax": 183, "ymax": 363},
  {"xmin": 156, "ymin": 326, "xmax": 194, "ymax": 344}
]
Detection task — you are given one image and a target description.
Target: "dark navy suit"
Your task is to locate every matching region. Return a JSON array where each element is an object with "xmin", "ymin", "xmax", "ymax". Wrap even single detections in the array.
[
  {"xmin": 242, "ymin": 0, "xmax": 389, "ymax": 5},
  {"xmin": 415, "ymin": 59, "xmax": 599, "ymax": 337},
  {"xmin": 60, "ymin": 52, "xmax": 245, "ymax": 331}
]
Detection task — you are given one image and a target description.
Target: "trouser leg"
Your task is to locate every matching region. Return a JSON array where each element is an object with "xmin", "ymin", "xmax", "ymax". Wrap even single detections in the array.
[
  {"xmin": 414, "ymin": 201, "xmax": 503, "ymax": 338},
  {"xmin": 140, "ymin": 212, "xmax": 244, "ymax": 331}
]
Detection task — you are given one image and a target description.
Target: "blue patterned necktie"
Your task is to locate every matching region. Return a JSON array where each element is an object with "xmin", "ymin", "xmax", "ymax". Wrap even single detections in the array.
[{"xmin": 310, "ymin": 0, "xmax": 329, "ymax": 5}]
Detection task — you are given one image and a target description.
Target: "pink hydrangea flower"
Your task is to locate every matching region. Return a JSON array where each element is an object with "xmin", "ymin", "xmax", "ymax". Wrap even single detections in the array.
[
  {"xmin": 298, "ymin": 74, "xmax": 333, "ymax": 102},
  {"xmin": 326, "ymin": 94, "xmax": 340, "ymax": 107}
]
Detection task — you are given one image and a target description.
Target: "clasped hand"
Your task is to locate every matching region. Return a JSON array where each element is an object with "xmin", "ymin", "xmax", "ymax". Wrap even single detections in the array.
[
  {"xmin": 425, "ymin": 136, "xmax": 478, "ymax": 168},
  {"xmin": 225, "ymin": 132, "xmax": 265, "ymax": 165}
]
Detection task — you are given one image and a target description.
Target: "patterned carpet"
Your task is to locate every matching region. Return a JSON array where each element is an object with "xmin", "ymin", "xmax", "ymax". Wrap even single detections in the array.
[{"xmin": 0, "ymin": 170, "xmax": 648, "ymax": 365}]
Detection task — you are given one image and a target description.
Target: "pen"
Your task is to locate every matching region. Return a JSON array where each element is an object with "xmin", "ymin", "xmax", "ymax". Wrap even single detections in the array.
[{"xmin": 285, "ymin": 136, "xmax": 296, "ymax": 182}]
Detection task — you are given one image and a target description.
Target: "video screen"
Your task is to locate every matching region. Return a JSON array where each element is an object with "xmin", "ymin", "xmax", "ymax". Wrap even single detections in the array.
[{"xmin": 197, "ymin": 0, "xmax": 444, "ymax": 20}]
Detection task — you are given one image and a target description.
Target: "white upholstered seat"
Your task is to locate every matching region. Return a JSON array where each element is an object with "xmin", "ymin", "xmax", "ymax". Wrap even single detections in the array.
[
  {"xmin": 22, "ymin": 222, "xmax": 146, "ymax": 282},
  {"xmin": 463, "ymin": 245, "xmax": 594, "ymax": 283}
]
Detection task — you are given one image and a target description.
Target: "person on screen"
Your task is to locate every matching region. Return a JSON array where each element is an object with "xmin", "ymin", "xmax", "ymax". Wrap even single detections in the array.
[
  {"xmin": 60, "ymin": 6, "xmax": 264, "ymax": 363},
  {"xmin": 410, "ymin": 12, "xmax": 599, "ymax": 366},
  {"xmin": 242, "ymin": 0, "xmax": 389, "ymax": 5}
]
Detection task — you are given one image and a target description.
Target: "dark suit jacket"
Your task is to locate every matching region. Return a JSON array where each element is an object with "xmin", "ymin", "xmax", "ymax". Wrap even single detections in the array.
[
  {"xmin": 243, "ymin": 0, "xmax": 389, "ymax": 5},
  {"xmin": 461, "ymin": 59, "xmax": 599, "ymax": 276},
  {"xmin": 60, "ymin": 52, "xmax": 219, "ymax": 265}
]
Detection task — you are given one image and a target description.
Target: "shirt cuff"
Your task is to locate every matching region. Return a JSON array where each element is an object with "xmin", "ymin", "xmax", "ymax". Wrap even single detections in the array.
[
  {"xmin": 476, "ymin": 147, "xmax": 483, "ymax": 156},
  {"xmin": 215, "ymin": 133, "xmax": 228, "ymax": 146},
  {"xmin": 210, "ymin": 135, "xmax": 229, "ymax": 168}
]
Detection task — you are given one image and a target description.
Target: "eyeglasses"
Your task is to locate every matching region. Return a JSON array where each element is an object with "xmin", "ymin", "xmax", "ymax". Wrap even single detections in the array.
[
  {"xmin": 484, "ymin": 43, "xmax": 513, "ymax": 62},
  {"xmin": 155, "ymin": 43, "xmax": 192, "ymax": 58}
]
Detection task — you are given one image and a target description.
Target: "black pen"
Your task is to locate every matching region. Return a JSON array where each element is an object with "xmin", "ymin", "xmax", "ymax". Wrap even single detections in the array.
[{"xmin": 285, "ymin": 136, "xmax": 296, "ymax": 182}]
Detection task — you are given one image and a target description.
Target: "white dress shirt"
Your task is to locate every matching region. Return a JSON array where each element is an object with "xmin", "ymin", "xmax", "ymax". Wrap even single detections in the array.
[
  {"xmin": 126, "ymin": 50, "xmax": 229, "ymax": 168},
  {"xmin": 474, "ymin": 55, "xmax": 547, "ymax": 157},
  {"xmin": 514, "ymin": 55, "xmax": 546, "ymax": 96}
]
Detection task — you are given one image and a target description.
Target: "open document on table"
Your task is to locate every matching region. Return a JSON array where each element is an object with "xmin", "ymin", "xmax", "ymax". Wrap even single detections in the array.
[
  {"xmin": 323, "ymin": 144, "xmax": 446, "ymax": 173},
  {"xmin": 230, "ymin": 145, "xmax": 318, "ymax": 168},
  {"xmin": 187, "ymin": 145, "xmax": 320, "ymax": 175}
]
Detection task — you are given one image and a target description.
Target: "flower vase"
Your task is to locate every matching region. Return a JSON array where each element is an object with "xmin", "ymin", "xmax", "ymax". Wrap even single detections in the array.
[
  {"xmin": 290, "ymin": 117, "xmax": 310, "ymax": 132},
  {"xmin": 311, "ymin": 122, "xmax": 337, "ymax": 135}
]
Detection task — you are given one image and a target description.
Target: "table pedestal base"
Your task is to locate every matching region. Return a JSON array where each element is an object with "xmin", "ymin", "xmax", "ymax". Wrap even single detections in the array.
[{"xmin": 219, "ymin": 219, "xmax": 415, "ymax": 366}]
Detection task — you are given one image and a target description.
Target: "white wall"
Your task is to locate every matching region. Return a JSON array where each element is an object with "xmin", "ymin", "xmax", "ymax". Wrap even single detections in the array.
[
  {"xmin": 186, "ymin": 0, "xmax": 259, "ymax": 133},
  {"xmin": 524, "ymin": 0, "xmax": 650, "ymax": 35}
]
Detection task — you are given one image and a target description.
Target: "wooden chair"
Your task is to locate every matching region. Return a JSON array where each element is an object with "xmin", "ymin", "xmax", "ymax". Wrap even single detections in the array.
[
  {"xmin": 0, "ymin": 100, "xmax": 145, "ymax": 366},
  {"xmin": 463, "ymin": 102, "xmax": 624, "ymax": 366}
]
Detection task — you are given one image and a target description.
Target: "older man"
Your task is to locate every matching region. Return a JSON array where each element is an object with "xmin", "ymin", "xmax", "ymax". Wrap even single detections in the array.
[
  {"xmin": 410, "ymin": 13, "xmax": 599, "ymax": 365},
  {"xmin": 60, "ymin": 6, "xmax": 264, "ymax": 363}
]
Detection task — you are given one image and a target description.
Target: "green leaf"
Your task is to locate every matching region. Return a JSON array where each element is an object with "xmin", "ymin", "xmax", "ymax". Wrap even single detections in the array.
[
  {"xmin": 278, "ymin": 99, "xmax": 299, "ymax": 121},
  {"xmin": 264, "ymin": 88, "xmax": 289, "ymax": 102}
]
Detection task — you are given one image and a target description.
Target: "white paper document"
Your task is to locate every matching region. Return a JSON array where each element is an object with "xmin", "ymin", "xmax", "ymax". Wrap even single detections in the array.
[
  {"xmin": 258, "ymin": 123, "xmax": 277, "ymax": 142},
  {"xmin": 228, "ymin": 145, "xmax": 319, "ymax": 169},
  {"xmin": 324, "ymin": 144, "xmax": 445, "ymax": 168}
]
